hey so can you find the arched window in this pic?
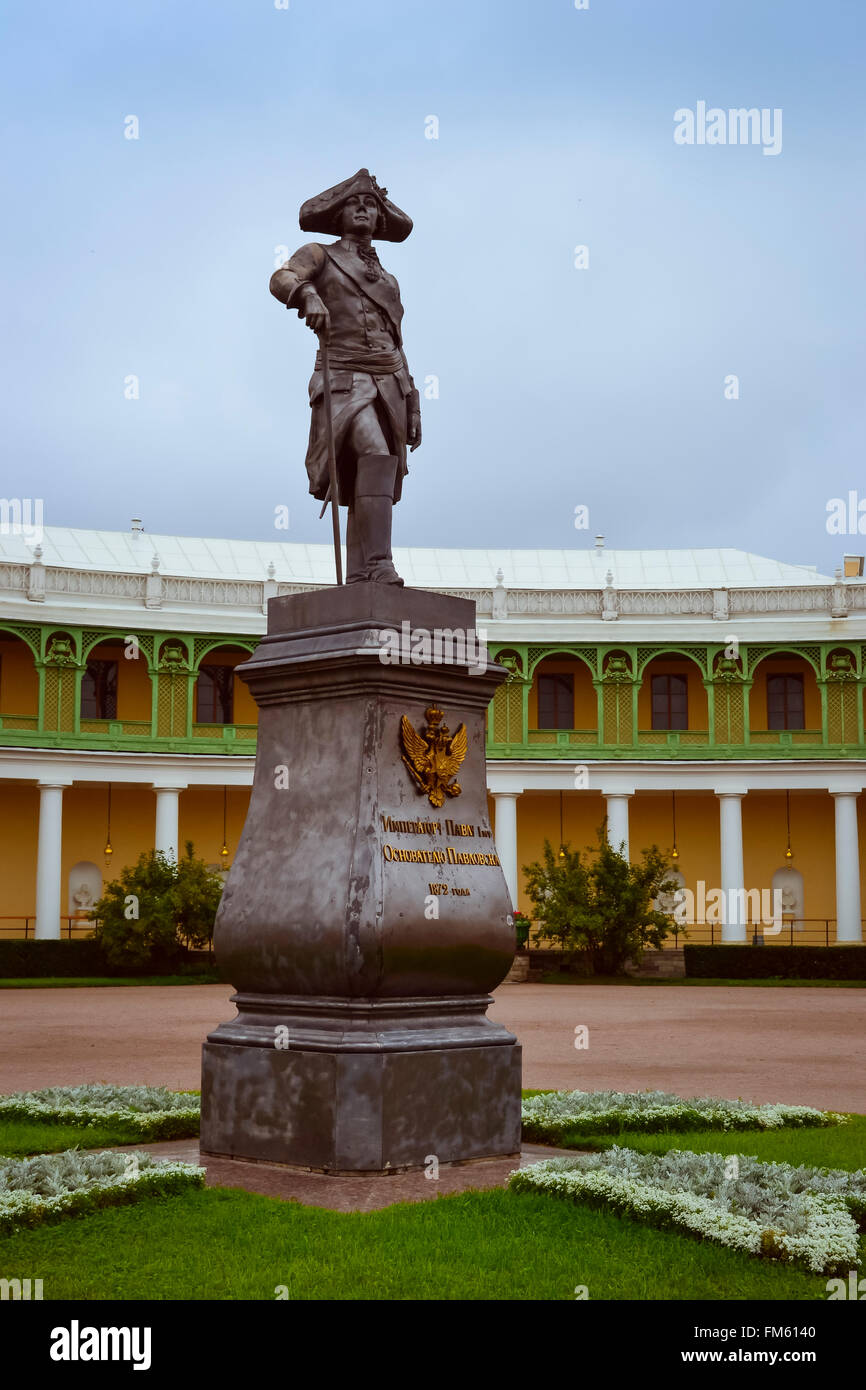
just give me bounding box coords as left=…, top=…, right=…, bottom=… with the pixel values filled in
left=196, top=665, right=234, bottom=724
left=81, top=659, right=117, bottom=719
left=651, top=674, right=688, bottom=730
left=538, top=672, right=574, bottom=729
left=766, top=674, right=804, bottom=730
left=749, top=655, right=819, bottom=734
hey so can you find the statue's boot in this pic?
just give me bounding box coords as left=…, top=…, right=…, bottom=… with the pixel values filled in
left=349, top=453, right=404, bottom=585
left=345, top=504, right=364, bottom=583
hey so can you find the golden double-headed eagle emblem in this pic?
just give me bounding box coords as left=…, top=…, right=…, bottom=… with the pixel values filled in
left=400, top=704, right=468, bottom=808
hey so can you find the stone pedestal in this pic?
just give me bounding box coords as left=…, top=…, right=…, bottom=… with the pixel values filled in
left=200, top=584, right=522, bottom=1172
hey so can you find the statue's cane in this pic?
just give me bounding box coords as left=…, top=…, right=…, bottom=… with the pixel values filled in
left=317, top=328, right=343, bottom=586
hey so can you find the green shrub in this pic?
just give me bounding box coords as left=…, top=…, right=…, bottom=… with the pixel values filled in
left=520, top=1088, right=844, bottom=1142
left=0, top=940, right=109, bottom=978
left=0, top=1085, right=200, bottom=1139
left=0, top=1148, right=203, bottom=1236
left=0, top=940, right=215, bottom=979
left=92, top=842, right=224, bottom=969
left=523, top=828, right=679, bottom=975
left=684, top=945, right=866, bottom=980
left=509, top=1147, right=865, bottom=1274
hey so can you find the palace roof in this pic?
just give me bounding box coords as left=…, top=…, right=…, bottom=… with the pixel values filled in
left=0, top=526, right=836, bottom=590
left=0, top=526, right=861, bottom=640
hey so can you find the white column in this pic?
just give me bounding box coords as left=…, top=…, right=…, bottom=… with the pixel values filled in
left=717, top=791, right=747, bottom=942
left=493, top=792, right=519, bottom=907
left=153, top=785, right=184, bottom=863
left=605, top=793, right=631, bottom=860
left=832, top=792, right=862, bottom=943
left=35, top=782, right=68, bottom=940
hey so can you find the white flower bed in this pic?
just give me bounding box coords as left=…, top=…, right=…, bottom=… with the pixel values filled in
left=0, top=1148, right=204, bottom=1235
left=509, top=1147, right=866, bottom=1274
left=521, top=1089, right=844, bottom=1140
left=0, top=1085, right=200, bottom=1137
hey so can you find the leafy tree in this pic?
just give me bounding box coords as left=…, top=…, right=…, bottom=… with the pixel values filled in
left=171, top=842, right=225, bottom=950
left=522, top=842, right=592, bottom=963
left=522, top=825, right=679, bottom=975
left=91, top=842, right=224, bottom=969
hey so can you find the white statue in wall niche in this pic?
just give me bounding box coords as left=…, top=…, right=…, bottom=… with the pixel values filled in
left=772, top=865, right=804, bottom=931
left=655, top=867, right=686, bottom=916
left=72, top=883, right=93, bottom=914
left=68, top=861, right=103, bottom=919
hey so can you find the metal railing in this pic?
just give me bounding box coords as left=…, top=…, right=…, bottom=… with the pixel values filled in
left=666, top=919, right=843, bottom=948
left=0, top=918, right=213, bottom=961
left=526, top=920, right=863, bottom=951
left=0, top=916, right=96, bottom=939
left=2, top=918, right=861, bottom=949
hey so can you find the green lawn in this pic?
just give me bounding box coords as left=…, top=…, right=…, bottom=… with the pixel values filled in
left=2, top=974, right=861, bottom=988
left=519, top=1100, right=866, bottom=1168
left=0, top=975, right=221, bottom=989
left=9, top=1111, right=861, bottom=1164
left=0, top=1116, right=202, bottom=1156
left=0, top=1183, right=854, bottom=1301
left=538, top=973, right=866, bottom=987
left=2, top=1097, right=861, bottom=1300
left=559, top=1115, right=866, bottom=1169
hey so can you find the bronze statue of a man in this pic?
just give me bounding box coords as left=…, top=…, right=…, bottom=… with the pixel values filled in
left=270, top=169, right=421, bottom=586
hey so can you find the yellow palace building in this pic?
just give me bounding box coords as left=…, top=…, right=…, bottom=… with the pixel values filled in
left=1, top=523, right=865, bottom=946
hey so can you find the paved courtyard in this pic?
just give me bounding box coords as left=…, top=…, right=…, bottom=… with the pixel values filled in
left=3, top=982, right=864, bottom=1111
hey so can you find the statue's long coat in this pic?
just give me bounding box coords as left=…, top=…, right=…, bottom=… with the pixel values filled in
left=270, top=241, right=417, bottom=503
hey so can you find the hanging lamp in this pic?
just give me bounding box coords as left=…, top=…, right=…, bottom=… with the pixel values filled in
left=219, top=786, right=230, bottom=866
left=103, top=783, right=114, bottom=866
left=784, top=789, right=794, bottom=859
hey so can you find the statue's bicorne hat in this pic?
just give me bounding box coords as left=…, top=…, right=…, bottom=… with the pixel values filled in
left=299, top=168, right=412, bottom=243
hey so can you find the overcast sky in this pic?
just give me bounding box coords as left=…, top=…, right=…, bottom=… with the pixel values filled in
left=2, top=0, right=864, bottom=575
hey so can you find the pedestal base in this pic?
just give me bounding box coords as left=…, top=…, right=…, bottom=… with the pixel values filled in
left=201, top=1004, right=522, bottom=1171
